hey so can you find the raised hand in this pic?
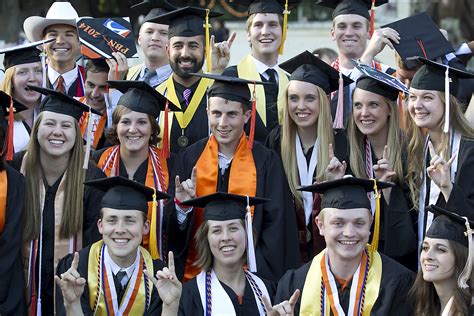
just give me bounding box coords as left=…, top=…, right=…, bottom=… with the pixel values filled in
left=263, top=289, right=300, bottom=316
left=54, top=252, right=86, bottom=306
left=175, top=167, right=197, bottom=203
left=373, top=145, right=396, bottom=182
left=210, top=32, right=236, bottom=74
left=325, top=143, right=346, bottom=181
left=427, top=141, right=455, bottom=194
left=144, top=251, right=182, bottom=307
left=106, top=52, right=129, bottom=80
left=360, top=27, right=400, bottom=64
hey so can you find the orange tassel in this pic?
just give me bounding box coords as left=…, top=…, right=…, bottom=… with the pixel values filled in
left=370, top=0, right=375, bottom=37
left=161, top=100, right=170, bottom=159
left=6, top=97, right=14, bottom=161
left=247, top=82, right=257, bottom=149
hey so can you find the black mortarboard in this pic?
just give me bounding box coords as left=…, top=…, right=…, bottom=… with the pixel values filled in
left=299, top=176, right=394, bottom=210
left=190, top=72, right=269, bottom=108
left=426, top=205, right=472, bottom=248
left=147, top=6, right=222, bottom=38
left=85, top=176, right=170, bottom=213
left=0, top=91, right=28, bottom=119
left=237, top=0, right=301, bottom=14
left=279, top=50, right=353, bottom=94
left=107, top=80, right=180, bottom=118
left=0, top=91, right=29, bottom=160
left=181, top=192, right=269, bottom=221
left=0, top=39, right=53, bottom=70
left=27, top=85, right=101, bottom=120
left=316, top=0, right=388, bottom=20
left=131, top=0, right=176, bottom=21
left=382, top=12, right=454, bottom=70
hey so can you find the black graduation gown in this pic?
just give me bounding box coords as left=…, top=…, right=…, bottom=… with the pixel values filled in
left=55, top=244, right=166, bottom=316
left=11, top=152, right=106, bottom=315
left=165, top=138, right=300, bottom=282
left=265, top=126, right=348, bottom=263
left=223, top=66, right=284, bottom=145
left=274, top=253, right=415, bottom=316
left=179, top=275, right=275, bottom=316
left=0, top=166, right=26, bottom=316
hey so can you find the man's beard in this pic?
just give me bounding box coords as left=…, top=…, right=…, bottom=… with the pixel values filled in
left=170, top=56, right=204, bottom=79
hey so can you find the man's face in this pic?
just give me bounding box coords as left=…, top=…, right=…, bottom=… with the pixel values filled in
left=43, top=24, right=80, bottom=64
left=207, top=97, right=250, bottom=148
left=84, top=70, right=108, bottom=112
left=247, top=13, right=282, bottom=60
left=396, top=67, right=418, bottom=88
left=166, top=35, right=205, bottom=79
left=330, top=14, right=370, bottom=60
left=98, top=208, right=149, bottom=266
left=316, top=208, right=372, bottom=264
left=138, top=22, right=169, bottom=62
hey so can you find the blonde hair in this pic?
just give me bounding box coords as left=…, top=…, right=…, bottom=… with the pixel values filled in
left=280, top=82, right=334, bottom=210
left=405, top=92, right=474, bottom=209
left=23, top=112, right=86, bottom=241
left=0, top=67, right=15, bottom=95
left=348, top=89, right=405, bottom=184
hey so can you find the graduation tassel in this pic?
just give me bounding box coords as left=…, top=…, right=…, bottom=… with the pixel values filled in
left=443, top=66, right=450, bottom=133
left=457, top=217, right=472, bottom=289
left=332, top=71, right=344, bottom=129
left=368, top=179, right=380, bottom=253
left=41, top=50, right=47, bottom=92
left=370, top=0, right=376, bottom=37
left=245, top=196, right=257, bottom=272
left=6, top=97, right=14, bottom=161
left=205, top=9, right=211, bottom=73
left=149, top=190, right=160, bottom=259
left=278, top=0, right=289, bottom=55
left=82, top=107, right=92, bottom=169
left=161, top=99, right=170, bottom=159
left=247, top=82, right=257, bottom=149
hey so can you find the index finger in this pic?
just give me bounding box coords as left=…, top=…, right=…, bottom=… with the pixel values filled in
left=428, top=141, right=437, bottom=158
left=175, top=175, right=182, bottom=188
left=328, top=143, right=335, bottom=159
left=167, top=251, right=175, bottom=275
left=71, top=252, right=80, bottom=271
left=446, top=154, right=456, bottom=167
left=191, top=167, right=197, bottom=187
left=227, top=32, right=237, bottom=48
left=289, top=289, right=301, bottom=306
left=210, top=35, right=215, bottom=48
left=382, top=145, right=389, bottom=160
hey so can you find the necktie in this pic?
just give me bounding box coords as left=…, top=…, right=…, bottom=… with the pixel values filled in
left=115, top=271, right=128, bottom=302
left=183, top=88, right=192, bottom=107
left=265, top=69, right=278, bottom=93
left=56, top=75, right=66, bottom=94
left=143, top=68, right=156, bottom=85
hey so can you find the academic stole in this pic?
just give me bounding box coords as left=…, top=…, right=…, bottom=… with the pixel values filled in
left=300, top=248, right=382, bottom=316
left=237, top=54, right=289, bottom=125
left=20, top=155, right=82, bottom=316
left=196, top=269, right=270, bottom=316
left=126, top=64, right=142, bottom=81
left=417, top=131, right=460, bottom=258
left=78, top=97, right=107, bottom=149
left=0, top=170, right=7, bottom=233
left=88, top=240, right=153, bottom=315
left=156, top=76, right=213, bottom=148
left=364, top=138, right=376, bottom=214
left=184, top=133, right=257, bottom=281
left=97, top=145, right=169, bottom=259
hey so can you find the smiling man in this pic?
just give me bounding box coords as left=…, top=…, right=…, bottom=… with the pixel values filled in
left=166, top=73, right=300, bottom=283
left=23, top=2, right=86, bottom=97
left=275, top=177, right=414, bottom=315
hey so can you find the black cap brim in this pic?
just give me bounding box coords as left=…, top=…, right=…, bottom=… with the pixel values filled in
left=0, top=38, right=53, bottom=69
left=298, top=176, right=394, bottom=194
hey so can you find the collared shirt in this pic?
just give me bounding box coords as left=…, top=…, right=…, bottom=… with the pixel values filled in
left=251, top=55, right=280, bottom=83
left=138, top=64, right=173, bottom=87
left=104, top=244, right=138, bottom=282
left=48, top=64, right=78, bottom=92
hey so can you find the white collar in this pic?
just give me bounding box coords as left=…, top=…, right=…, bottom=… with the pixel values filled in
left=48, top=64, right=78, bottom=88
left=251, top=55, right=279, bottom=76
left=104, top=244, right=138, bottom=279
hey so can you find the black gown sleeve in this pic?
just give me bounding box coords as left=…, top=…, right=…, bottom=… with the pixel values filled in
left=0, top=166, right=26, bottom=316
left=147, top=259, right=166, bottom=316
left=274, top=262, right=311, bottom=315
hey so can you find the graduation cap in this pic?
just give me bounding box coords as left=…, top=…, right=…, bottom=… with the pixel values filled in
left=0, top=91, right=28, bottom=161
left=280, top=50, right=353, bottom=94
left=190, top=72, right=269, bottom=149
left=181, top=191, right=269, bottom=272
left=426, top=205, right=473, bottom=289
left=409, top=56, right=474, bottom=133
left=0, top=39, right=53, bottom=70
left=299, top=176, right=394, bottom=252
left=317, top=0, right=388, bottom=35
left=382, top=12, right=454, bottom=70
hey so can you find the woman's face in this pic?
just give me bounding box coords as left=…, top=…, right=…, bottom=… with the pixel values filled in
left=287, top=80, right=320, bottom=129
left=408, top=88, right=444, bottom=132
left=37, top=111, right=76, bottom=158
left=352, top=88, right=391, bottom=138
left=420, top=237, right=456, bottom=284
left=116, top=110, right=152, bottom=154
left=12, top=62, right=43, bottom=106
left=207, top=219, right=246, bottom=268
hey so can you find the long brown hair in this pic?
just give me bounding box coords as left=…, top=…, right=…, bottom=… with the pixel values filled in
left=409, top=240, right=472, bottom=315
left=405, top=92, right=474, bottom=209
left=280, top=82, right=334, bottom=210
left=348, top=90, right=405, bottom=183
left=23, top=112, right=86, bottom=241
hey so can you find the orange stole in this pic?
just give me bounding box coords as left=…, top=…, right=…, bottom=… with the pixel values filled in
left=97, top=146, right=169, bottom=251
left=78, top=107, right=107, bottom=149
left=0, top=170, right=6, bottom=233
left=185, top=133, right=257, bottom=280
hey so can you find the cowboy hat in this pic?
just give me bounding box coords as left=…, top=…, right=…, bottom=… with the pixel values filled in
left=23, top=2, right=79, bottom=42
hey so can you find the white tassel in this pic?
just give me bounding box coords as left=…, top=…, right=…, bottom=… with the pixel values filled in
left=457, top=217, right=473, bottom=289
left=83, top=108, right=92, bottom=169
left=245, top=196, right=257, bottom=273
left=443, top=67, right=450, bottom=133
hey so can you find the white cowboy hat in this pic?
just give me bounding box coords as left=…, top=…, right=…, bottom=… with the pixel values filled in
left=23, top=2, right=79, bottom=42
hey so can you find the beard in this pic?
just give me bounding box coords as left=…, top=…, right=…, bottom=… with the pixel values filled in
left=170, top=55, right=204, bottom=79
